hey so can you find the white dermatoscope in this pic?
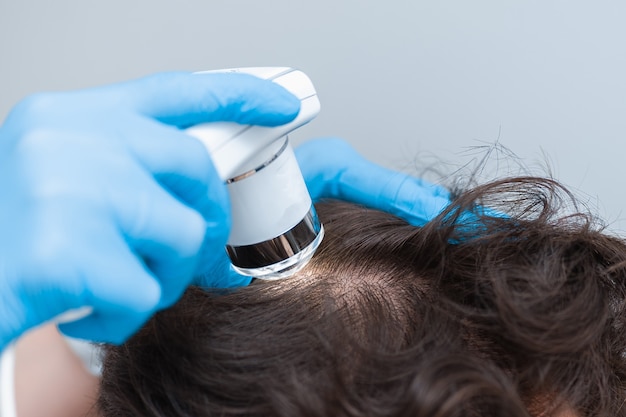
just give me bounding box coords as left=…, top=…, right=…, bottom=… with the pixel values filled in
left=186, top=67, right=323, bottom=280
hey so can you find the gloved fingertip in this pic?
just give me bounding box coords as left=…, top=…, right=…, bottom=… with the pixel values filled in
left=259, top=86, right=301, bottom=126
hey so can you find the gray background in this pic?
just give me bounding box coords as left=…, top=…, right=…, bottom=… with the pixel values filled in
left=2, top=0, right=625, bottom=232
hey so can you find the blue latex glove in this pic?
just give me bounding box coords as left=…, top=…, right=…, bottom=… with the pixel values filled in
left=296, top=138, right=452, bottom=226
left=0, top=72, right=300, bottom=351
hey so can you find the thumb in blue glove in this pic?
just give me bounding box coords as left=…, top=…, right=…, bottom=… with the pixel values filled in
left=0, top=71, right=300, bottom=351
left=296, top=138, right=452, bottom=226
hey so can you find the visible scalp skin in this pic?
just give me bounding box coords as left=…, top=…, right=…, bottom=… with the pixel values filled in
left=99, top=178, right=626, bottom=417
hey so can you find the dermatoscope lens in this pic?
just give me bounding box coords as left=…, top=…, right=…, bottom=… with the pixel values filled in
left=227, top=207, right=324, bottom=280
left=223, top=137, right=324, bottom=280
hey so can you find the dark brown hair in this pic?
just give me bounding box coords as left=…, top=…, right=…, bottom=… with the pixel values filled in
left=98, top=177, right=626, bottom=417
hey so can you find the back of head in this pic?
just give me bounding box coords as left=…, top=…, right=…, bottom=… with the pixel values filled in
left=98, top=177, right=626, bottom=417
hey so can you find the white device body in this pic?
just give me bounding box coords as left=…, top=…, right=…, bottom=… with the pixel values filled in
left=186, top=67, right=322, bottom=278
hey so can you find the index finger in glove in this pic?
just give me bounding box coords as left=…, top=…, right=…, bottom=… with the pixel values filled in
left=295, top=138, right=451, bottom=227
left=98, top=72, right=301, bottom=128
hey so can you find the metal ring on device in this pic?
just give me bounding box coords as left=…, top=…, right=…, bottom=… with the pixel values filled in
left=226, top=205, right=322, bottom=269
left=226, top=138, right=289, bottom=184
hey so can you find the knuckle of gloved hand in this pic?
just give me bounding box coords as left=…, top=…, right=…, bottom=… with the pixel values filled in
left=14, top=130, right=97, bottom=199
left=10, top=92, right=66, bottom=127
left=15, top=126, right=58, bottom=155
left=316, top=138, right=356, bottom=171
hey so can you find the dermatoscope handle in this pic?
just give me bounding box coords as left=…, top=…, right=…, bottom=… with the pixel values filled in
left=186, top=67, right=321, bottom=179
left=186, top=68, right=323, bottom=279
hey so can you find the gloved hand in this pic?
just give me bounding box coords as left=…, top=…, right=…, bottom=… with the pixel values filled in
left=0, top=71, right=300, bottom=351
left=296, top=138, right=451, bottom=225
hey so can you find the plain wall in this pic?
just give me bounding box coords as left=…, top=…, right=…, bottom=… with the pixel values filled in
left=2, top=0, right=625, bottom=232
